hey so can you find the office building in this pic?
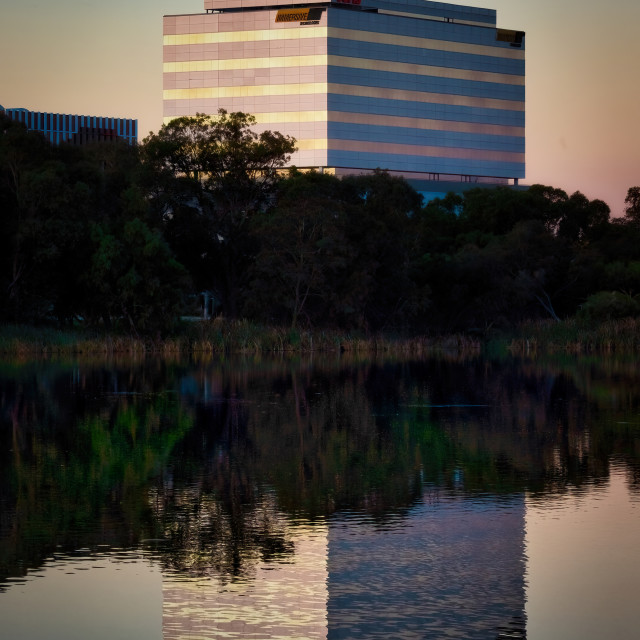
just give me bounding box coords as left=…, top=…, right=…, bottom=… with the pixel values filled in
left=163, top=0, right=525, bottom=186
left=0, top=105, right=138, bottom=145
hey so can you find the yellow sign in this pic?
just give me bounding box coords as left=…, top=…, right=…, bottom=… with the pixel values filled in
left=275, top=8, right=323, bottom=23
left=276, top=8, right=311, bottom=22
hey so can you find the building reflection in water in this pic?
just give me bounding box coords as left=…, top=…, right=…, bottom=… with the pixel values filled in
left=327, top=491, right=526, bottom=640
left=162, top=521, right=329, bottom=639
left=160, top=491, right=526, bottom=640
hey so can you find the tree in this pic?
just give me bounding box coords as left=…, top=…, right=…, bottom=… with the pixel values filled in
left=517, top=184, right=574, bottom=239
left=459, top=186, right=552, bottom=236
left=578, top=291, right=640, bottom=321
left=60, top=140, right=190, bottom=333
left=86, top=213, right=188, bottom=334
left=245, top=172, right=349, bottom=328
left=623, top=186, right=640, bottom=224
left=555, top=191, right=610, bottom=244
left=141, top=111, right=297, bottom=317
left=0, top=113, right=56, bottom=320
left=340, top=171, right=425, bottom=330
left=443, top=220, right=567, bottom=328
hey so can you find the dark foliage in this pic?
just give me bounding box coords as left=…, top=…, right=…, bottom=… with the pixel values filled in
left=3, top=110, right=640, bottom=334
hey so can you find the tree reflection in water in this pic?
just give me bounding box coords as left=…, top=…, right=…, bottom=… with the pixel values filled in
left=1, top=352, right=639, bottom=589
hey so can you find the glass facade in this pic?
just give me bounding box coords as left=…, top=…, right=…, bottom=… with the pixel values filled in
left=163, top=0, right=525, bottom=182
left=0, top=106, right=138, bottom=146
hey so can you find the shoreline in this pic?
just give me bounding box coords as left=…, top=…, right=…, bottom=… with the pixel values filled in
left=2, top=317, right=640, bottom=357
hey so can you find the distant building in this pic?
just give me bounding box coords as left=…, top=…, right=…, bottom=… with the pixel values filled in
left=0, top=105, right=137, bottom=145
left=163, top=0, right=525, bottom=188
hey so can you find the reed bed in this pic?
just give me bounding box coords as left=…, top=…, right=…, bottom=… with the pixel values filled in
left=5, top=317, right=640, bottom=358
left=0, top=320, right=483, bottom=357
left=508, top=317, right=640, bottom=355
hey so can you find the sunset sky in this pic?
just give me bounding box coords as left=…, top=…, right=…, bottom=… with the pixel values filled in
left=1, top=0, right=638, bottom=214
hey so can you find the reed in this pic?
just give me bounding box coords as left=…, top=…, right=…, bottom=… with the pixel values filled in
left=0, top=325, right=149, bottom=355
left=508, top=317, right=640, bottom=354
left=0, top=321, right=484, bottom=356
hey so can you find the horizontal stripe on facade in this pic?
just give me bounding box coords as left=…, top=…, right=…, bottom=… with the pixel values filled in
left=164, top=112, right=326, bottom=126
left=162, top=110, right=523, bottom=138
left=163, top=26, right=524, bottom=61
left=163, top=83, right=524, bottom=112
left=163, top=27, right=323, bottom=46
left=163, top=54, right=523, bottom=86
left=326, top=66, right=523, bottom=102
left=329, top=11, right=518, bottom=50
left=164, top=67, right=522, bottom=102
left=164, top=83, right=327, bottom=100
left=327, top=122, right=524, bottom=153
left=331, top=83, right=523, bottom=111
left=326, top=138, right=523, bottom=163
left=163, top=36, right=327, bottom=58
left=279, top=138, right=523, bottom=168
left=164, top=55, right=326, bottom=73
left=327, top=38, right=524, bottom=76
left=326, top=148, right=524, bottom=178
left=163, top=94, right=524, bottom=127
left=330, top=54, right=523, bottom=85
left=328, top=111, right=523, bottom=136
left=328, top=25, right=523, bottom=59
left=326, top=94, right=525, bottom=126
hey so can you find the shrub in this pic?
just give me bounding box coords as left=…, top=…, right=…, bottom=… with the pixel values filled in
left=578, top=291, right=640, bottom=321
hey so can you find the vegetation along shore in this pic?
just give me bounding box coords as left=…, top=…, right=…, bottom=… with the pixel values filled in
left=3, top=317, right=640, bottom=357
left=3, top=109, right=640, bottom=347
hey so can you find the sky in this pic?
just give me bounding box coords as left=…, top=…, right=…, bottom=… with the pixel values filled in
left=1, top=0, right=639, bottom=215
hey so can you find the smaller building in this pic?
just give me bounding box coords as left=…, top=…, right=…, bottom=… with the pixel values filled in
left=0, top=104, right=137, bottom=145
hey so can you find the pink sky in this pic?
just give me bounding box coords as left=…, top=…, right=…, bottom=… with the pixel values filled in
left=1, top=0, right=638, bottom=215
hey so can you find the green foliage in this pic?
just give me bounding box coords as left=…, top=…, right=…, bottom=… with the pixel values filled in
left=5, top=105, right=640, bottom=337
left=341, top=171, right=426, bottom=330
left=86, top=217, right=188, bottom=334
left=243, top=170, right=428, bottom=330
left=0, top=367, right=194, bottom=573
left=601, top=261, right=640, bottom=294
left=510, top=317, right=640, bottom=353
left=0, top=113, right=58, bottom=320
left=0, top=113, right=190, bottom=333
left=623, top=186, right=640, bottom=224
left=578, top=291, right=640, bottom=321
left=245, top=172, right=349, bottom=328
left=555, top=191, right=610, bottom=244
left=141, top=110, right=296, bottom=317
left=460, top=186, right=535, bottom=235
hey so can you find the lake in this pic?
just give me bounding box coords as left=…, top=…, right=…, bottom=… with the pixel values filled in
left=1, top=352, right=639, bottom=639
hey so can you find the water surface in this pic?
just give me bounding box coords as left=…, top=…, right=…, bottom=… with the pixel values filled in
left=1, top=353, right=638, bottom=638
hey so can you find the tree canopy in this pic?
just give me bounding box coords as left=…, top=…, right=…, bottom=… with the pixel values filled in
left=3, top=109, right=640, bottom=335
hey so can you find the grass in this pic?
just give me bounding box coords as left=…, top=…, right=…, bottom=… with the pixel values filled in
left=0, top=319, right=482, bottom=357
left=4, top=316, right=639, bottom=358
left=507, top=317, right=640, bottom=355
